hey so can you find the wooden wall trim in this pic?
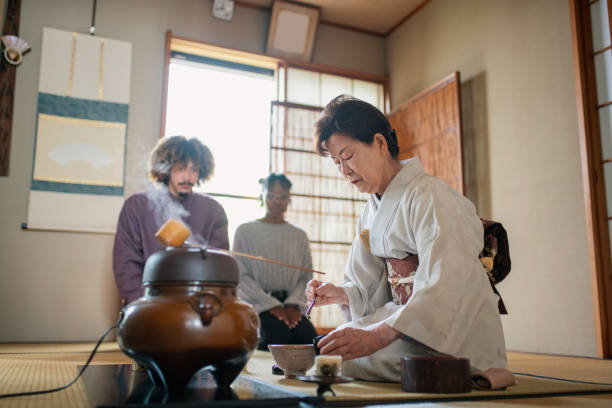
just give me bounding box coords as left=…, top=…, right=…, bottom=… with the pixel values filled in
left=317, top=19, right=384, bottom=38
left=170, top=33, right=388, bottom=84
left=282, top=60, right=388, bottom=84
left=570, top=0, right=612, bottom=358
left=0, top=0, right=21, bottom=176
left=593, top=44, right=612, bottom=55
left=271, top=100, right=322, bottom=111
left=282, top=61, right=288, bottom=101
left=597, top=100, right=612, bottom=109
left=455, top=71, right=465, bottom=195
left=385, top=0, right=432, bottom=37
left=388, top=72, right=458, bottom=116
left=607, top=0, right=612, bottom=40
left=158, top=30, right=172, bottom=139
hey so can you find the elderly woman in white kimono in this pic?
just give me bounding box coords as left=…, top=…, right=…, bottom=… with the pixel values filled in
left=306, top=95, right=507, bottom=382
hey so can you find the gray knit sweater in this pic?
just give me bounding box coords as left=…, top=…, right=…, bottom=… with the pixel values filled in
left=232, top=220, right=312, bottom=314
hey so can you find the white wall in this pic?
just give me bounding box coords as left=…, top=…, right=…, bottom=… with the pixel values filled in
left=386, top=0, right=598, bottom=356
left=0, top=0, right=385, bottom=341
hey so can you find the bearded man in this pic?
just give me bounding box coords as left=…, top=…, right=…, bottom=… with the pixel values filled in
left=112, top=136, right=229, bottom=305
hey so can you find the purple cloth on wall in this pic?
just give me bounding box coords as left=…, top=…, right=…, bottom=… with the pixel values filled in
left=112, top=188, right=229, bottom=303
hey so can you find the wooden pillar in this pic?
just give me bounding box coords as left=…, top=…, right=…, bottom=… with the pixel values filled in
left=570, top=0, right=612, bottom=358
left=0, top=0, right=21, bottom=177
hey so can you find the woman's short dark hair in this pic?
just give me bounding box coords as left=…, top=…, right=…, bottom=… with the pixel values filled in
left=259, top=173, right=292, bottom=191
left=313, top=95, right=399, bottom=158
left=148, top=136, right=215, bottom=185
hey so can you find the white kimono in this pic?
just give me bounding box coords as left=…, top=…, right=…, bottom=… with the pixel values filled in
left=339, top=158, right=507, bottom=382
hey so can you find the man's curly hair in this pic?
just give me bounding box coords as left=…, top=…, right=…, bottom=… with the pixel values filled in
left=148, top=136, right=214, bottom=185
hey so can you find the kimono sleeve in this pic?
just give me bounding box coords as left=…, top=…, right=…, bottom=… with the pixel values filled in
left=381, top=185, right=487, bottom=354
left=342, top=206, right=389, bottom=320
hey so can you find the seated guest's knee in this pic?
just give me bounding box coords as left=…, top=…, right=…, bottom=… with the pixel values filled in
left=258, top=311, right=292, bottom=349
left=290, top=314, right=318, bottom=344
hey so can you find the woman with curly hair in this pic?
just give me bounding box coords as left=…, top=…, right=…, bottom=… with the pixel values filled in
left=113, top=136, right=229, bottom=305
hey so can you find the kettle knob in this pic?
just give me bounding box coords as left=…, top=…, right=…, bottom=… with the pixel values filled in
left=190, top=291, right=223, bottom=326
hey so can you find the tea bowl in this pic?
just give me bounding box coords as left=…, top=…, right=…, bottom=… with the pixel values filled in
left=267, top=344, right=316, bottom=378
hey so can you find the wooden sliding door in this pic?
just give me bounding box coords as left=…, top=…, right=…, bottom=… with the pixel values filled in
left=570, top=0, right=612, bottom=358
left=386, top=72, right=464, bottom=194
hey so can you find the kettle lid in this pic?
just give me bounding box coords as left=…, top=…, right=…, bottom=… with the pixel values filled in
left=143, top=246, right=239, bottom=284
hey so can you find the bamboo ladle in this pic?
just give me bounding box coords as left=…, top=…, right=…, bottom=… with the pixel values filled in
left=155, top=218, right=326, bottom=276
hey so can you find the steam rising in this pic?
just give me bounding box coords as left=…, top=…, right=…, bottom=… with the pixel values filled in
left=151, top=161, right=171, bottom=175
left=145, top=187, right=209, bottom=247
left=190, top=232, right=208, bottom=247
left=146, top=187, right=188, bottom=226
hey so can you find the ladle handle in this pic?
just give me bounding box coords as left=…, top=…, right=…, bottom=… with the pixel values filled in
left=190, top=291, right=223, bottom=326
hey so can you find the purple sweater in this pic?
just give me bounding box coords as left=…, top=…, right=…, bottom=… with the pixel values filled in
left=112, top=189, right=229, bottom=303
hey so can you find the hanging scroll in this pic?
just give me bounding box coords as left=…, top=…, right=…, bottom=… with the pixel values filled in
left=26, top=27, right=132, bottom=232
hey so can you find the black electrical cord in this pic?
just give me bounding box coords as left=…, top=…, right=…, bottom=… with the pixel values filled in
left=0, top=323, right=118, bottom=399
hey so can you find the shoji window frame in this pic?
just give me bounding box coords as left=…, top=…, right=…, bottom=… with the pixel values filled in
left=161, top=30, right=390, bottom=138
left=276, top=61, right=390, bottom=111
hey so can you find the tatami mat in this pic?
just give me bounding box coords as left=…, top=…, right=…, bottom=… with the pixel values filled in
left=508, top=351, right=612, bottom=382
left=0, top=343, right=612, bottom=407
left=0, top=359, right=90, bottom=408
left=0, top=352, right=130, bottom=365
left=244, top=350, right=612, bottom=403
left=0, top=343, right=130, bottom=408
left=0, top=342, right=120, bottom=355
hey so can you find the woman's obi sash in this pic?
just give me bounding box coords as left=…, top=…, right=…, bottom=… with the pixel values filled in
left=386, top=256, right=419, bottom=305
left=360, top=219, right=510, bottom=313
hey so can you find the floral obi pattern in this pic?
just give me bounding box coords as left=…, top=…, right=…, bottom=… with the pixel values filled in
left=386, top=255, right=419, bottom=305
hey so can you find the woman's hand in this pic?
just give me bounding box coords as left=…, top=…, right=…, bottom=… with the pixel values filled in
left=306, top=280, right=349, bottom=307
left=316, top=323, right=400, bottom=361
